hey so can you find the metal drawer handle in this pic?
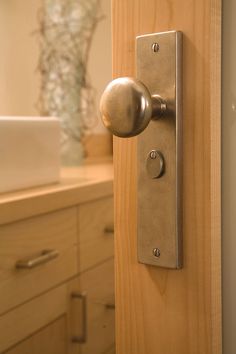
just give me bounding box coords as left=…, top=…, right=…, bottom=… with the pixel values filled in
left=71, top=292, right=87, bottom=344
left=15, top=249, right=59, bottom=269
left=104, top=225, right=114, bottom=234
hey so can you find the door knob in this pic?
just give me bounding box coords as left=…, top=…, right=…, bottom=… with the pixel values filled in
left=100, top=77, right=166, bottom=138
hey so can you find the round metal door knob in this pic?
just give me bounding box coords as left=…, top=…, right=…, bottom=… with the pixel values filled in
left=100, top=77, right=166, bottom=138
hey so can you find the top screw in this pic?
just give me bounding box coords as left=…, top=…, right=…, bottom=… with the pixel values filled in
left=149, top=150, right=157, bottom=159
left=152, top=43, right=160, bottom=53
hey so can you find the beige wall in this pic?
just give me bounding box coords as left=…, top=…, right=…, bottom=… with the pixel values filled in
left=222, top=0, right=236, bottom=353
left=0, top=0, right=112, bottom=133
left=88, top=0, right=112, bottom=134
left=0, top=0, right=41, bottom=116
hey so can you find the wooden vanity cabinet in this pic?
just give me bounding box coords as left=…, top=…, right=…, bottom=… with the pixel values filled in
left=0, top=175, right=114, bottom=354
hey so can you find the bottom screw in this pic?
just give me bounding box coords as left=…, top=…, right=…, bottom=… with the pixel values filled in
left=153, top=248, right=161, bottom=258
left=152, top=43, right=160, bottom=53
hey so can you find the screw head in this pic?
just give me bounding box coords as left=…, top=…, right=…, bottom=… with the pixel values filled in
left=152, top=43, right=160, bottom=53
left=149, top=150, right=157, bottom=159
left=153, top=248, right=161, bottom=258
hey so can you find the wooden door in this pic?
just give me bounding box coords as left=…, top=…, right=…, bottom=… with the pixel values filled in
left=112, top=1, right=221, bottom=354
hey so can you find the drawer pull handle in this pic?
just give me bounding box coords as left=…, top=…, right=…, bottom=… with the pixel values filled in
left=71, top=292, right=87, bottom=344
left=104, top=225, right=114, bottom=234
left=15, top=249, right=59, bottom=269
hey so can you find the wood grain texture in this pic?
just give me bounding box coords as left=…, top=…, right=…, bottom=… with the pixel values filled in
left=112, top=1, right=221, bottom=354
left=77, top=197, right=114, bottom=272
left=210, top=1, right=222, bottom=353
left=0, top=284, right=68, bottom=352
left=5, top=316, right=68, bottom=354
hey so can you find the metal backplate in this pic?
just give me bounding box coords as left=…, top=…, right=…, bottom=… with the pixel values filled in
left=137, top=31, right=182, bottom=269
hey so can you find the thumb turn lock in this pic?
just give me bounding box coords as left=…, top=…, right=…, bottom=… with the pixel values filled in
left=100, top=77, right=167, bottom=138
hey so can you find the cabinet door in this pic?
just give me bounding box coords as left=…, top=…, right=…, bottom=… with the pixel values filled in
left=4, top=316, right=67, bottom=354
left=68, top=259, right=115, bottom=354
left=77, top=197, right=114, bottom=272
left=82, top=258, right=115, bottom=354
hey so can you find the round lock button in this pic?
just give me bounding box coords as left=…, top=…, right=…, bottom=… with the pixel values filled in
left=146, top=150, right=165, bottom=179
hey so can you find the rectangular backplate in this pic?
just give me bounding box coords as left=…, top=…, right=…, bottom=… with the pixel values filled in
left=137, top=31, right=182, bottom=269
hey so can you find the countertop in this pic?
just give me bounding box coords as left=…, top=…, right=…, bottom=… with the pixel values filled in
left=0, top=163, right=113, bottom=225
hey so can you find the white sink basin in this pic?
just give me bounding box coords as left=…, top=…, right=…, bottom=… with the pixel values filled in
left=0, top=117, right=60, bottom=193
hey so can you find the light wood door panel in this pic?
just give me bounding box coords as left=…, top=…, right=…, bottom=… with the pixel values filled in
left=112, top=1, right=221, bottom=354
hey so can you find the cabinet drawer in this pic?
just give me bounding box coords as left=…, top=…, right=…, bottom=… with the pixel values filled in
left=0, top=284, right=68, bottom=353
left=78, top=197, right=114, bottom=271
left=0, top=208, right=78, bottom=315
left=5, top=316, right=68, bottom=354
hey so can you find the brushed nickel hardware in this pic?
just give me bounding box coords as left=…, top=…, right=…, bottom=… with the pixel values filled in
left=153, top=248, right=161, bottom=258
left=146, top=150, right=165, bottom=179
left=151, top=42, right=160, bottom=53
left=15, top=249, right=59, bottom=269
left=100, top=77, right=167, bottom=138
left=100, top=31, right=183, bottom=269
left=137, top=31, right=183, bottom=269
left=71, top=292, right=87, bottom=344
left=104, top=225, right=114, bottom=234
